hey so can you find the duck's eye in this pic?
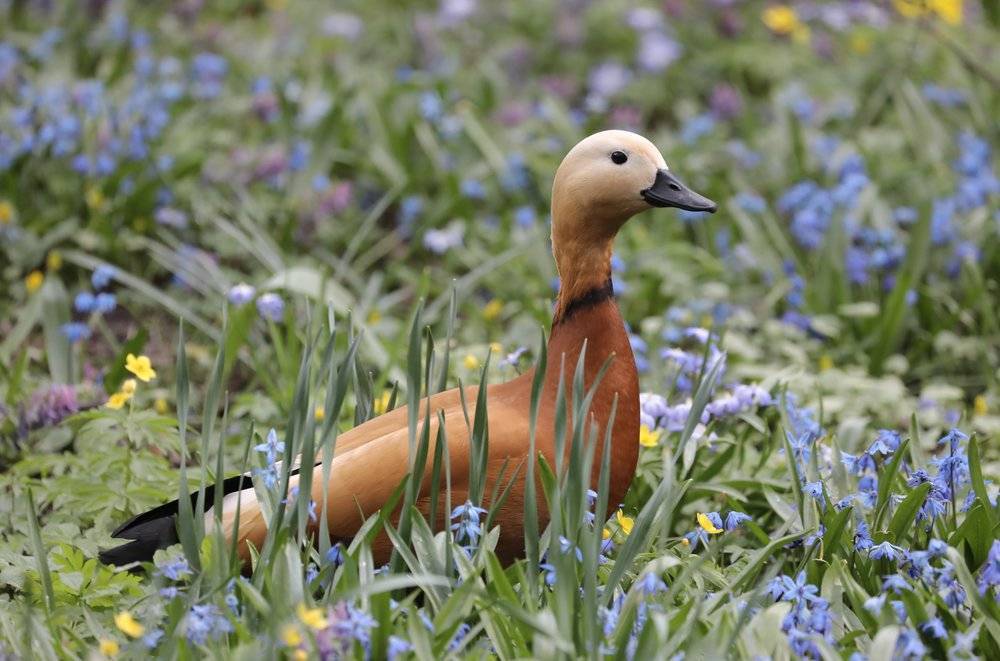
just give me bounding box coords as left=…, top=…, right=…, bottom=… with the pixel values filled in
left=610, top=150, right=628, bottom=165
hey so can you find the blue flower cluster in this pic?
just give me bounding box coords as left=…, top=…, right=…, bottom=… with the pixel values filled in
left=61, top=265, right=118, bottom=344
left=766, top=571, right=833, bottom=659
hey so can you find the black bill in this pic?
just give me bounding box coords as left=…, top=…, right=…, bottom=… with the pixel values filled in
left=641, top=169, right=717, bottom=213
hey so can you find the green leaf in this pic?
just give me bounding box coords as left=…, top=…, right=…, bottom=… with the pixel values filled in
left=888, top=482, right=931, bottom=544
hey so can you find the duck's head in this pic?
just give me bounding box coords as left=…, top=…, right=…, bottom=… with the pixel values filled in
left=551, top=129, right=716, bottom=241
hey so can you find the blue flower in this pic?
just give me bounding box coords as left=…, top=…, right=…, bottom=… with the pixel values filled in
left=387, top=635, right=413, bottom=661
left=779, top=572, right=819, bottom=604
left=74, top=292, right=96, bottom=313
left=325, top=543, right=344, bottom=566
left=256, top=292, right=285, bottom=321
left=882, top=574, right=910, bottom=593
left=724, top=511, right=752, bottom=531
left=460, top=178, right=485, bottom=200
left=637, top=572, right=667, bottom=595
left=254, top=428, right=285, bottom=464
left=94, top=292, right=116, bottom=314
left=869, top=541, right=905, bottom=562
left=978, top=539, right=1000, bottom=597
left=184, top=603, right=233, bottom=644
left=920, top=617, right=946, bottom=639
left=803, top=480, right=824, bottom=502
left=254, top=465, right=279, bottom=489
left=937, top=428, right=968, bottom=453
left=60, top=322, right=91, bottom=343
left=842, top=451, right=876, bottom=475
left=539, top=562, right=557, bottom=586
left=896, top=627, right=927, bottom=658
left=142, top=629, right=164, bottom=649
left=854, top=521, right=874, bottom=551
left=513, top=205, right=536, bottom=229
left=558, top=535, right=583, bottom=561
left=868, top=429, right=901, bottom=456
left=450, top=500, right=488, bottom=546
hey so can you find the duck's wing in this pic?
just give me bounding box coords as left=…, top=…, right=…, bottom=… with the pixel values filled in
left=100, top=382, right=530, bottom=567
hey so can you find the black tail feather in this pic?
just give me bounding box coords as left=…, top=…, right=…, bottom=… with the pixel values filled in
left=99, top=471, right=254, bottom=567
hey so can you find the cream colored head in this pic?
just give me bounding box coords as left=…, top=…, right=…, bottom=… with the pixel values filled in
left=551, top=130, right=716, bottom=247
left=548, top=130, right=716, bottom=316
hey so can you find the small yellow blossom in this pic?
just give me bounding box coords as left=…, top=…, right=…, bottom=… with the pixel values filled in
left=98, top=639, right=120, bottom=657
left=482, top=299, right=503, bottom=321
left=894, top=0, right=962, bottom=24
left=106, top=391, right=132, bottom=410
left=373, top=390, right=392, bottom=415
left=615, top=510, right=634, bottom=536
left=125, top=354, right=156, bottom=382
left=638, top=425, right=662, bottom=448
left=281, top=624, right=303, bottom=647
left=85, top=186, right=105, bottom=211
left=973, top=395, right=987, bottom=417
left=154, top=397, right=169, bottom=414
left=602, top=527, right=611, bottom=540
left=367, top=309, right=382, bottom=325
left=849, top=32, right=872, bottom=55
left=762, top=5, right=810, bottom=43
left=114, top=611, right=145, bottom=638
left=297, top=603, right=327, bottom=630
left=697, top=512, right=723, bottom=534
left=314, top=405, right=326, bottom=421
left=680, top=537, right=690, bottom=547
left=25, top=270, right=44, bottom=294
left=46, top=250, right=63, bottom=272
left=762, top=6, right=799, bottom=34
left=463, top=354, right=480, bottom=371
left=292, top=650, right=308, bottom=661
left=818, top=355, right=834, bottom=372
left=0, top=199, right=13, bottom=224
left=490, top=342, right=503, bottom=355
left=121, top=379, right=137, bottom=396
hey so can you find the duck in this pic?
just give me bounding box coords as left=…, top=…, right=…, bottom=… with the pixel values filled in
left=100, top=130, right=716, bottom=569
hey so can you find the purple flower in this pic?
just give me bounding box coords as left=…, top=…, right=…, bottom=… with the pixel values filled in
left=636, top=32, right=681, bottom=73
left=24, top=384, right=79, bottom=427
left=256, top=293, right=285, bottom=321
left=978, top=539, right=1000, bottom=597
left=423, top=223, right=464, bottom=254
left=637, top=572, right=667, bottom=595
left=325, top=543, right=344, bottom=566
left=387, top=635, right=413, bottom=661
left=228, top=283, right=256, bottom=307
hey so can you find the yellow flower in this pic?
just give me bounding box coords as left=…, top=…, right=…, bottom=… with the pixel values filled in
left=680, top=537, right=690, bottom=547
left=762, top=6, right=799, bottom=34
left=314, top=405, right=325, bottom=421
left=25, top=270, right=44, bottom=294
left=463, top=354, right=480, bottom=371
left=373, top=390, right=392, bottom=415
left=114, top=611, right=145, bottom=638
left=46, top=250, right=63, bottom=272
left=602, top=527, right=611, bottom=540
left=974, top=395, right=987, bottom=417
left=297, top=603, right=327, bottom=630
left=638, top=425, right=662, bottom=448
left=762, top=5, right=810, bottom=43
left=697, top=512, right=723, bottom=534
left=85, top=186, right=105, bottom=211
left=615, top=510, right=634, bottom=536
left=489, top=342, right=503, bottom=355
left=121, top=379, right=137, bottom=396
left=931, top=0, right=962, bottom=24
left=0, top=199, right=14, bottom=224
left=154, top=397, right=169, bottom=414
left=849, top=32, right=872, bottom=55
left=818, top=355, right=834, bottom=372
left=281, top=624, right=303, bottom=647
left=482, top=299, right=503, bottom=321
left=106, top=391, right=132, bottom=410
left=125, top=354, right=156, bottom=382
left=98, top=639, right=120, bottom=657
left=367, top=309, right=382, bottom=325
left=894, top=0, right=962, bottom=24
left=292, top=651, right=308, bottom=661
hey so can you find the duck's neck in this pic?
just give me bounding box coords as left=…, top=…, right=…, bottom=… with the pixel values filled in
left=544, top=238, right=640, bottom=509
